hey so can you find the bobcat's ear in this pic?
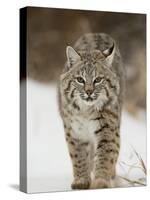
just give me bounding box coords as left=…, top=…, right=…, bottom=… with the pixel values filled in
left=66, top=46, right=81, bottom=68
left=102, top=43, right=115, bottom=66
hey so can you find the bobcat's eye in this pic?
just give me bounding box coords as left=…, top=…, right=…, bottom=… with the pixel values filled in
left=94, top=76, right=102, bottom=84
left=76, top=77, right=85, bottom=84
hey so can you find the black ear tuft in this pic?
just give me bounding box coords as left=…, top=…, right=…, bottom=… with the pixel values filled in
left=102, top=43, right=115, bottom=57
left=102, top=43, right=115, bottom=66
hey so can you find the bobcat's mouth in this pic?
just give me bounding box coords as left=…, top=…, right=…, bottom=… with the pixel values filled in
left=86, top=97, right=93, bottom=101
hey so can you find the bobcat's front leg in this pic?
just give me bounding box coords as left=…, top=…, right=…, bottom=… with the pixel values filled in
left=66, top=131, right=91, bottom=189
left=92, top=120, right=120, bottom=189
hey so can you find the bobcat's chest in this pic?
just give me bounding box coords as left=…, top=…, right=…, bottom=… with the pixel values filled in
left=70, top=115, right=100, bottom=143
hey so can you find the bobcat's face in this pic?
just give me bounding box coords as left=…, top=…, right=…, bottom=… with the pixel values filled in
left=71, top=66, right=104, bottom=105
left=70, top=63, right=117, bottom=107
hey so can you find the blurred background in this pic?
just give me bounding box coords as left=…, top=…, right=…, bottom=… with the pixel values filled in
left=21, top=7, right=146, bottom=193
left=23, top=7, right=146, bottom=113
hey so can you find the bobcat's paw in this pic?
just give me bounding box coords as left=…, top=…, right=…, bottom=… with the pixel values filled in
left=71, top=178, right=91, bottom=189
left=91, top=178, right=111, bottom=189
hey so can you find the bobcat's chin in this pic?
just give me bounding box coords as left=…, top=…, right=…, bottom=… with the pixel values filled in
left=83, top=98, right=97, bottom=106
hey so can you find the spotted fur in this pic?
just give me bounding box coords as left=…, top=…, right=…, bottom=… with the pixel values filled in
left=59, top=33, right=125, bottom=189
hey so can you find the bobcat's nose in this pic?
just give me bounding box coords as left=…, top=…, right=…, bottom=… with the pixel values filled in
left=86, top=90, right=93, bottom=96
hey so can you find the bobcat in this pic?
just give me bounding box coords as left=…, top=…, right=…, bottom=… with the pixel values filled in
left=59, top=33, right=125, bottom=189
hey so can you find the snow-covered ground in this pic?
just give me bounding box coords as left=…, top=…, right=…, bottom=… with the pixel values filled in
left=25, top=79, right=146, bottom=193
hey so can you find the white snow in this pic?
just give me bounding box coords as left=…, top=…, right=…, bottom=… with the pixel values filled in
left=25, top=79, right=146, bottom=193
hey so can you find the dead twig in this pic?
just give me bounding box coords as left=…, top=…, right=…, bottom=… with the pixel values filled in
left=131, top=147, right=147, bottom=175
left=119, top=176, right=146, bottom=186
